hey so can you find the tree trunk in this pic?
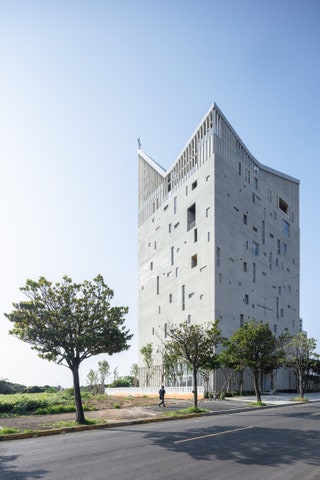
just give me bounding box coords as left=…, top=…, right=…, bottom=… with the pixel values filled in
left=253, top=369, right=261, bottom=402
left=238, top=370, right=243, bottom=396
left=298, top=371, right=304, bottom=399
left=71, top=365, right=86, bottom=424
left=193, top=367, right=198, bottom=408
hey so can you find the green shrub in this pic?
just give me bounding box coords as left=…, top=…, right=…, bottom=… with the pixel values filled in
left=0, top=427, right=20, bottom=435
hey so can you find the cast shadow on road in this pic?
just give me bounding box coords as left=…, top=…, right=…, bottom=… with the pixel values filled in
left=0, top=454, right=48, bottom=479
left=117, top=422, right=320, bottom=467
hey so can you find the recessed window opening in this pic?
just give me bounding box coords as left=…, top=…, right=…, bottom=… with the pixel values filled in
left=182, top=285, right=185, bottom=311
left=252, top=241, right=259, bottom=256
left=174, top=196, right=177, bottom=214
left=187, top=203, right=196, bottom=231
left=191, top=254, right=198, bottom=268
left=216, top=247, right=220, bottom=266
left=283, top=220, right=290, bottom=237
left=171, top=246, right=174, bottom=265
left=194, top=228, right=198, bottom=242
left=192, top=180, right=197, bottom=190
left=279, top=197, right=289, bottom=215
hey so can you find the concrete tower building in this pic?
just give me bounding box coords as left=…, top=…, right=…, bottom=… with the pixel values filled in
left=138, top=104, right=300, bottom=387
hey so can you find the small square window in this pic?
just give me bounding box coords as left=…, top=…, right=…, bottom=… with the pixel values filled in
left=191, top=254, right=198, bottom=268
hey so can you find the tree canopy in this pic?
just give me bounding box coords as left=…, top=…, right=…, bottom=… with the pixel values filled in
left=165, top=321, right=222, bottom=407
left=5, top=274, right=132, bottom=423
left=285, top=332, right=318, bottom=399
left=225, top=320, right=282, bottom=402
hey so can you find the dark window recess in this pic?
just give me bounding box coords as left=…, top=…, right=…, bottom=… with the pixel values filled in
left=279, top=197, right=289, bottom=214
left=192, top=180, right=197, bottom=190
left=187, top=203, right=196, bottom=231
left=191, top=254, right=198, bottom=268
left=194, top=228, right=198, bottom=242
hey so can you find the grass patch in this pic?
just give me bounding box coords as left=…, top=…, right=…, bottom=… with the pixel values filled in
left=113, top=404, right=121, bottom=409
left=291, top=397, right=309, bottom=402
left=165, top=406, right=208, bottom=417
left=0, top=427, right=20, bottom=435
left=249, top=401, right=266, bottom=407
left=41, top=418, right=107, bottom=429
left=0, top=392, right=97, bottom=417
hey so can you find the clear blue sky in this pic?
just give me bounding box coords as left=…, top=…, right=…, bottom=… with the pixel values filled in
left=0, top=0, right=319, bottom=388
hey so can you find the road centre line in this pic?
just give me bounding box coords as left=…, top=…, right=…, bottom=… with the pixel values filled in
left=174, top=426, right=254, bottom=444
left=311, top=412, right=320, bottom=416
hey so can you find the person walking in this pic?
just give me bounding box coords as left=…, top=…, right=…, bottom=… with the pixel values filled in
left=158, top=385, right=166, bottom=407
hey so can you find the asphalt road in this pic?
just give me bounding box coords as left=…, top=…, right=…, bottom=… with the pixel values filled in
left=1, top=402, right=320, bottom=480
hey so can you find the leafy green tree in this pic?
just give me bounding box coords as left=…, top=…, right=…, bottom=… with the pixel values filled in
left=5, top=275, right=132, bottom=424
left=165, top=321, right=222, bottom=407
left=98, top=360, right=110, bottom=393
left=86, top=369, right=99, bottom=394
left=130, top=363, right=139, bottom=387
left=226, top=320, right=279, bottom=402
left=285, top=332, right=318, bottom=398
left=200, top=353, right=221, bottom=396
left=112, top=367, right=119, bottom=382
left=109, top=376, right=135, bottom=387
left=140, top=343, right=154, bottom=386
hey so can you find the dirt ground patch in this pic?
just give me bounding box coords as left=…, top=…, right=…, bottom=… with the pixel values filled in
left=0, top=395, right=177, bottom=432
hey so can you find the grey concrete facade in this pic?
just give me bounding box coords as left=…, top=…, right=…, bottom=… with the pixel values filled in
left=138, top=104, right=300, bottom=387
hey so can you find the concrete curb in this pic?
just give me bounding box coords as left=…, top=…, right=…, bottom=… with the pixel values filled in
left=1, top=399, right=319, bottom=442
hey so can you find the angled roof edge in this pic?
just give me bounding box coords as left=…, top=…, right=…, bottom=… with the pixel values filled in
left=138, top=149, right=166, bottom=177
left=138, top=103, right=300, bottom=185
left=260, top=164, right=300, bottom=184
left=213, top=103, right=300, bottom=185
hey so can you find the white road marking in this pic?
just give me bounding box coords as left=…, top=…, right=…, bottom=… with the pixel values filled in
left=174, top=425, right=254, bottom=444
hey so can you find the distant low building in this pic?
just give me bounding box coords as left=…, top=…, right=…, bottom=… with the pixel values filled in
left=138, top=104, right=300, bottom=391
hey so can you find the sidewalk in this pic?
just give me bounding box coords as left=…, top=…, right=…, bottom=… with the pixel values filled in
left=229, top=392, right=320, bottom=405
left=147, top=392, right=320, bottom=415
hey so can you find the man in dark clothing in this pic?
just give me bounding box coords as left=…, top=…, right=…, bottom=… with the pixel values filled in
left=159, top=385, right=166, bottom=407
